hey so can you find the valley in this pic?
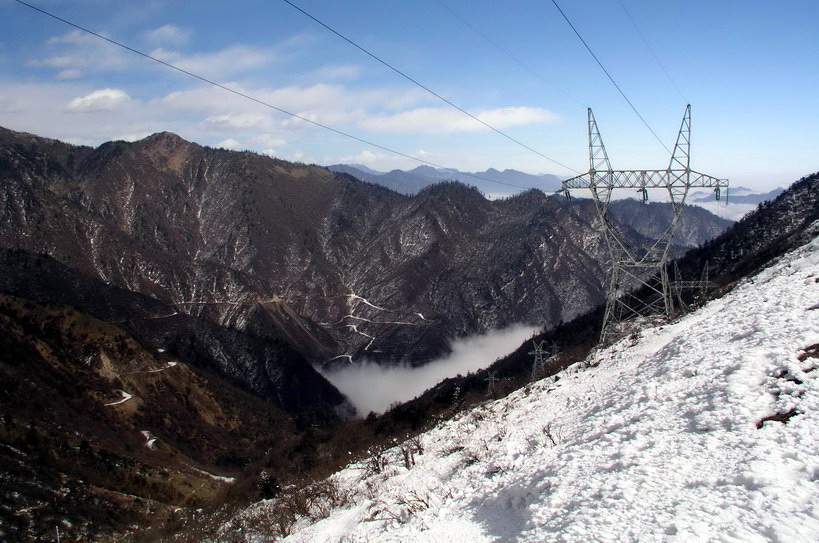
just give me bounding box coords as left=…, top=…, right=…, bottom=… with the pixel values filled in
left=0, top=125, right=814, bottom=541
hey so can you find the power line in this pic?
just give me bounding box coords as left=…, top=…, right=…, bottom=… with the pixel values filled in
left=13, top=0, right=547, bottom=191
left=549, top=0, right=673, bottom=156
left=282, top=0, right=581, bottom=174
left=434, top=0, right=585, bottom=108
left=617, top=0, right=687, bottom=102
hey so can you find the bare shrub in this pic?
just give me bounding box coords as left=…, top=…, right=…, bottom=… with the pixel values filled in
left=237, top=479, right=351, bottom=539
left=363, top=444, right=388, bottom=476
left=542, top=422, right=563, bottom=446
left=365, top=489, right=431, bottom=525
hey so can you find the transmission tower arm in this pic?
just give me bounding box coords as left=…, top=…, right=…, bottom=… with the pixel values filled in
left=559, top=105, right=728, bottom=344
left=562, top=169, right=727, bottom=190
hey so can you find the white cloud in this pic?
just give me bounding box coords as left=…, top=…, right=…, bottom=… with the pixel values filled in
left=305, top=64, right=362, bottom=81
left=202, top=112, right=272, bottom=130
left=156, top=83, right=428, bottom=129
left=143, top=24, right=191, bottom=46
left=251, top=133, right=287, bottom=148
left=358, top=106, right=558, bottom=134
left=216, top=138, right=242, bottom=149
left=37, top=30, right=132, bottom=75
left=478, top=106, right=559, bottom=127
left=66, top=88, right=132, bottom=112
left=116, top=131, right=153, bottom=142
left=149, top=45, right=274, bottom=78
left=56, top=69, right=83, bottom=80
left=0, top=96, right=23, bottom=114
left=323, top=324, right=540, bottom=415
left=46, top=30, right=96, bottom=46
left=28, top=55, right=75, bottom=68
left=338, top=149, right=418, bottom=171
left=0, top=78, right=565, bottom=177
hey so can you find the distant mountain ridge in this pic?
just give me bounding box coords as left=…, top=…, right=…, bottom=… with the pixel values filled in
left=331, top=163, right=783, bottom=222
left=690, top=185, right=784, bottom=205
left=328, top=163, right=563, bottom=197
left=0, top=125, right=729, bottom=380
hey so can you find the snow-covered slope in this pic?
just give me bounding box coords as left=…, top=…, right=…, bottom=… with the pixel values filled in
left=230, top=233, right=819, bottom=542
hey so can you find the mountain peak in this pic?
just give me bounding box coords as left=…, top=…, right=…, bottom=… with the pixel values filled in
left=139, top=131, right=189, bottom=148
left=409, top=165, right=441, bottom=175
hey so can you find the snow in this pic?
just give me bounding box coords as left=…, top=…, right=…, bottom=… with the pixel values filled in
left=328, top=354, right=354, bottom=364
left=184, top=464, right=236, bottom=484
left=348, top=293, right=386, bottom=311
left=122, top=360, right=178, bottom=375
left=236, top=233, right=819, bottom=542
left=104, top=390, right=133, bottom=406
left=140, top=430, right=157, bottom=449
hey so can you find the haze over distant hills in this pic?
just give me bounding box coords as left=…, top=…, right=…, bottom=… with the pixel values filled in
left=330, top=163, right=784, bottom=222
left=689, top=186, right=785, bottom=221
left=328, top=164, right=564, bottom=198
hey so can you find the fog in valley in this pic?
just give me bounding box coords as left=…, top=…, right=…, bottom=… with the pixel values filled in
left=322, top=324, right=541, bottom=415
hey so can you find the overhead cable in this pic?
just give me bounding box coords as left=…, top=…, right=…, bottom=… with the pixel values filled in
left=282, top=0, right=581, bottom=174
left=434, top=0, right=585, bottom=108
left=549, top=0, right=673, bottom=156
left=617, top=0, right=687, bottom=102
left=13, top=0, right=546, bottom=191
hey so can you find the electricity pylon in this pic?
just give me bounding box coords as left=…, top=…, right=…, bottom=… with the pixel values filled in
left=485, top=370, right=499, bottom=395
left=671, top=261, right=711, bottom=314
left=562, top=105, right=727, bottom=344
left=529, top=340, right=557, bottom=380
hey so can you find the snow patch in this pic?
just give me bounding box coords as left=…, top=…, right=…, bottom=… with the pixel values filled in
left=348, top=293, right=386, bottom=311
left=140, top=430, right=157, bottom=449
left=104, top=390, right=133, bottom=406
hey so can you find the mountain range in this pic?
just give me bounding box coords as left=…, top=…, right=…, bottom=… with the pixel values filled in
left=328, top=163, right=564, bottom=197
left=0, top=127, right=730, bottom=374
left=0, top=126, right=740, bottom=540
left=332, top=163, right=785, bottom=223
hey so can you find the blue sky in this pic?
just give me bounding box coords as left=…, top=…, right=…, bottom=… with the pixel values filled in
left=1, top=0, right=817, bottom=190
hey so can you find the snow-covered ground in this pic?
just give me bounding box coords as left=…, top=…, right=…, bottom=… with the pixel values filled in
left=230, top=233, right=819, bottom=542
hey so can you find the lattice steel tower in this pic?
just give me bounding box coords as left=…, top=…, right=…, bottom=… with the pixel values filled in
left=562, top=105, right=727, bottom=344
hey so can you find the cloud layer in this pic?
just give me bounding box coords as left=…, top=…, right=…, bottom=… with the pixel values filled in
left=4, top=18, right=571, bottom=175
left=322, top=324, right=540, bottom=415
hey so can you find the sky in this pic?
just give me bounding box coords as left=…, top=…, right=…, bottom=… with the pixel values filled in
left=1, top=0, right=817, bottom=190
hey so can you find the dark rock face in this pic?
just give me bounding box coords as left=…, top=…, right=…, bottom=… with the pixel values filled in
left=0, top=248, right=345, bottom=414
left=0, top=291, right=301, bottom=542
left=0, top=127, right=731, bottom=377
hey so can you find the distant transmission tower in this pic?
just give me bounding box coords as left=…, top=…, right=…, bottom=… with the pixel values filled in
left=562, top=106, right=727, bottom=344
left=529, top=340, right=557, bottom=380
left=671, top=261, right=712, bottom=314
left=485, top=370, right=499, bottom=395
